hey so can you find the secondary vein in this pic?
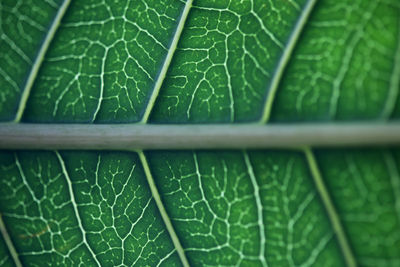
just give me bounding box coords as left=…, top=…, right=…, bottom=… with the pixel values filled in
left=138, top=151, right=190, bottom=267
left=382, top=16, right=400, bottom=119
left=140, top=0, right=194, bottom=123
left=0, top=214, right=22, bottom=267
left=304, top=147, right=357, bottom=267
left=383, top=151, right=400, bottom=223
left=260, top=0, right=317, bottom=123
left=14, top=0, right=72, bottom=122
left=243, top=151, right=268, bottom=266
left=56, top=151, right=101, bottom=267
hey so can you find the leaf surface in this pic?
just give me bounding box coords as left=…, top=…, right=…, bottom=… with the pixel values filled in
left=0, top=235, right=13, bottom=267
left=0, top=0, right=64, bottom=120
left=0, top=0, right=399, bottom=266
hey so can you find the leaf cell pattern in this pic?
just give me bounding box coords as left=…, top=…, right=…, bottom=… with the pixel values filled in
left=23, top=0, right=185, bottom=123
left=271, top=0, right=400, bottom=121
left=0, top=151, right=180, bottom=266
left=2, top=149, right=400, bottom=266
left=1, top=0, right=399, bottom=123
left=0, top=0, right=399, bottom=266
left=0, top=0, right=63, bottom=120
left=146, top=151, right=344, bottom=266
left=150, top=0, right=307, bottom=122
left=316, top=149, right=400, bottom=267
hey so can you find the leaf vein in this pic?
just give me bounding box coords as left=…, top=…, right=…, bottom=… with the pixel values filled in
left=304, top=147, right=356, bottom=267
left=138, top=151, right=190, bottom=267
left=243, top=151, right=268, bottom=266
left=55, top=151, right=101, bottom=266
left=141, top=0, right=194, bottom=123
left=14, top=0, right=72, bottom=122
left=260, top=0, right=318, bottom=123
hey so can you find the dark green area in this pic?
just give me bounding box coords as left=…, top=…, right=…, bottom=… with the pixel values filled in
left=0, top=0, right=399, bottom=266
left=146, top=150, right=345, bottom=266
left=271, top=0, right=400, bottom=122
left=0, top=233, right=14, bottom=267
left=316, top=149, right=400, bottom=266
left=22, top=0, right=184, bottom=123
left=0, top=0, right=62, bottom=120
left=150, top=0, right=308, bottom=122
left=0, top=151, right=180, bottom=266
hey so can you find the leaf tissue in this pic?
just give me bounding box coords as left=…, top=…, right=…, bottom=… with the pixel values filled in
left=0, top=0, right=399, bottom=266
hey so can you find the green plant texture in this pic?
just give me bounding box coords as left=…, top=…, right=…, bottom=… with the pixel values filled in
left=0, top=0, right=400, bottom=266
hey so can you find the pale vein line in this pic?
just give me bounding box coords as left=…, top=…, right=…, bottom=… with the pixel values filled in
left=382, top=16, right=400, bottom=119
left=55, top=151, right=101, bottom=267
left=243, top=151, right=267, bottom=267
left=14, top=0, right=72, bottom=122
left=304, top=148, right=357, bottom=267
left=0, top=214, right=22, bottom=267
left=192, top=152, right=216, bottom=218
left=329, top=30, right=362, bottom=119
left=156, top=248, right=177, bottom=267
left=140, top=0, right=193, bottom=123
left=138, top=151, right=190, bottom=267
left=91, top=47, right=109, bottom=122
left=383, top=151, right=400, bottom=222
left=260, top=0, right=317, bottom=123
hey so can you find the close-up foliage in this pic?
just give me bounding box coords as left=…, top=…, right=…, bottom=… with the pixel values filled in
left=0, top=0, right=399, bottom=266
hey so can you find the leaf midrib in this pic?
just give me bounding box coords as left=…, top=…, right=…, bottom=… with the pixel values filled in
left=1, top=123, right=400, bottom=150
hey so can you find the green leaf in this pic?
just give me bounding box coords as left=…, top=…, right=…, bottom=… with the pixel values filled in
left=0, top=233, right=14, bottom=267
left=0, top=151, right=180, bottom=266
left=0, top=0, right=64, bottom=121
left=0, top=0, right=400, bottom=266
